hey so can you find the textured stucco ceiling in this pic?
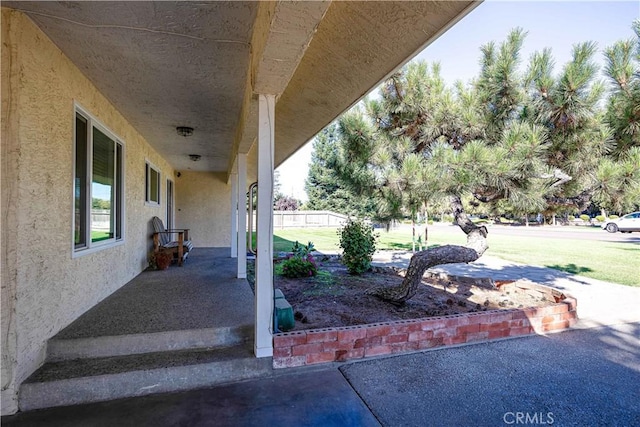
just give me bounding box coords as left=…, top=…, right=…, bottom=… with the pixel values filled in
left=6, top=1, right=257, bottom=173
left=5, top=1, right=478, bottom=180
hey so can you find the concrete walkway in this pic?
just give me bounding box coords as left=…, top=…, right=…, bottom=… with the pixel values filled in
left=2, top=368, right=379, bottom=427
left=341, top=322, right=640, bottom=427
left=372, top=251, right=640, bottom=328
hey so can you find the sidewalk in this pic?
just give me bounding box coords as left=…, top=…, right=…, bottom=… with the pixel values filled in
left=372, top=251, right=640, bottom=328
left=341, top=322, right=640, bottom=427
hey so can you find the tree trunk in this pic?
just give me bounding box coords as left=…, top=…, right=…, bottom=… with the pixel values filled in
left=369, top=195, right=488, bottom=304
left=411, top=219, right=416, bottom=253
left=425, top=225, right=428, bottom=248
left=424, top=209, right=429, bottom=248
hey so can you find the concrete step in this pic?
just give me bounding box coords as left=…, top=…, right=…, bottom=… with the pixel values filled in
left=47, top=324, right=253, bottom=362
left=19, top=343, right=273, bottom=411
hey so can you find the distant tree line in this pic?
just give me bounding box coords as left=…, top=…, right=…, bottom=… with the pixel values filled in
left=92, top=198, right=111, bottom=210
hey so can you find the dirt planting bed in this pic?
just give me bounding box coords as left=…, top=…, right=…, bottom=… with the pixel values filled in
left=276, top=256, right=560, bottom=332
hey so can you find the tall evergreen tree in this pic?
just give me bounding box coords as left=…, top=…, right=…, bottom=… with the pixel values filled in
left=524, top=41, right=611, bottom=216
left=332, top=29, right=616, bottom=304
left=595, top=19, right=640, bottom=214
left=604, top=19, right=640, bottom=156
left=304, top=124, right=375, bottom=217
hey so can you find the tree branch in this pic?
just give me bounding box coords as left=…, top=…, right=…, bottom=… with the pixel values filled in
left=545, top=189, right=593, bottom=211
left=368, top=195, right=489, bottom=304
left=472, top=189, right=505, bottom=203
left=539, top=168, right=572, bottom=188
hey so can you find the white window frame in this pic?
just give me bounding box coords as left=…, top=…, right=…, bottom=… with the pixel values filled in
left=72, top=104, right=126, bottom=257
left=145, top=161, right=161, bottom=206
left=166, top=178, right=175, bottom=229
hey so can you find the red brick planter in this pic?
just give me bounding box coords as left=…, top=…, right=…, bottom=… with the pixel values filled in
left=273, top=283, right=577, bottom=369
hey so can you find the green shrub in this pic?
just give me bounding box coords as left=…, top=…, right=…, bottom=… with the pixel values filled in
left=595, top=215, right=605, bottom=222
left=579, top=214, right=590, bottom=222
left=280, top=241, right=317, bottom=278
left=610, top=215, right=619, bottom=219
left=280, top=256, right=317, bottom=278
left=338, top=219, right=377, bottom=275
left=568, top=215, right=575, bottom=221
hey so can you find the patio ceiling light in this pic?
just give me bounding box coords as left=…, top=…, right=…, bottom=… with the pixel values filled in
left=176, top=126, right=194, bottom=137
left=189, top=154, right=201, bottom=161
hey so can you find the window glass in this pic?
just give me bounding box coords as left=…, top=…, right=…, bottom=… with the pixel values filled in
left=92, top=128, right=115, bottom=242
left=166, top=179, right=174, bottom=229
left=74, top=109, right=124, bottom=252
left=74, top=114, right=88, bottom=249
left=116, top=144, right=123, bottom=240
left=146, top=162, right=161, bottom=205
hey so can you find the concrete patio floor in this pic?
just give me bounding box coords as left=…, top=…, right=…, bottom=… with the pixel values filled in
left=55, top=247, right=254, bottom=339
left=11, top=248, right=267, bottom=411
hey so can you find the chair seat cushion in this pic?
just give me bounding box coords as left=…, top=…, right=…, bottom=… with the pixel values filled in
left=162, top=240, right=193, bottom=252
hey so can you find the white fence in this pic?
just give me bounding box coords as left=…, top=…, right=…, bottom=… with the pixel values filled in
left=271, top=210, right=348, bottom=229
left=91, top=209, right=111, bottom=231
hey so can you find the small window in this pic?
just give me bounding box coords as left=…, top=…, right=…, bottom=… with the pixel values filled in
left=145, top=162, right=161, bottom=205
left=74, top=107, right=125, bottom=253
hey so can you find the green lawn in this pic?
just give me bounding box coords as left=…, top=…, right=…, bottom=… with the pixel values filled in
left=90, top=231, right=111, bottom=242
left=267, top=226, right=639, bottom=287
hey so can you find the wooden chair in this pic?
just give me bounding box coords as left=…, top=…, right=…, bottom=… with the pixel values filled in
left=151, top=216, right=193, bottom=266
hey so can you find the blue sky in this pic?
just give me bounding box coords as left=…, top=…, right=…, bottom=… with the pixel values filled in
left=277, top=1, right=639, bottom=201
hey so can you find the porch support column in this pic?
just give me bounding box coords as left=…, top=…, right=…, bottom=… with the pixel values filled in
left=230, top=170, right=238, bottom=258
left=236, top=154, right=247, bottom=278
left=255, top=93, right=275, bottom=357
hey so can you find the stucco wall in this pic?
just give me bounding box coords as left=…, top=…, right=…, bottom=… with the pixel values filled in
left=1, top=7, right=20, bottom=414
left=0, top=9, right=180, bottom=414
left=175, top=171, right=232, bottom=247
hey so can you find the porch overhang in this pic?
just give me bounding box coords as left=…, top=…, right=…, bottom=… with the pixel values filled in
left=5, top=1, right=479, bottom=183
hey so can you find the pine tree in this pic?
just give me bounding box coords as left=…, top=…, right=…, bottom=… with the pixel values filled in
left=304, top=124, right=375, bottom=218
left=604, top=19, right=640, bottom=157
left=595, top=19, right=640, bottom=214
left=331, top=29, right=615, bottom=303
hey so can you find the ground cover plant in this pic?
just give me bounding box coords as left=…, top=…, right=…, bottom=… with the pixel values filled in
left=279, top=241, right=317, bottom=278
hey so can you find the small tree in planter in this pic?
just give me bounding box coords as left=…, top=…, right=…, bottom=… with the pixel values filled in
left=338, top=219, right=377, bottom=275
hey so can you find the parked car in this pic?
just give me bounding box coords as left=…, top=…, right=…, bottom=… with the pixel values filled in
left=601, top=212, right=640, bottom=233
